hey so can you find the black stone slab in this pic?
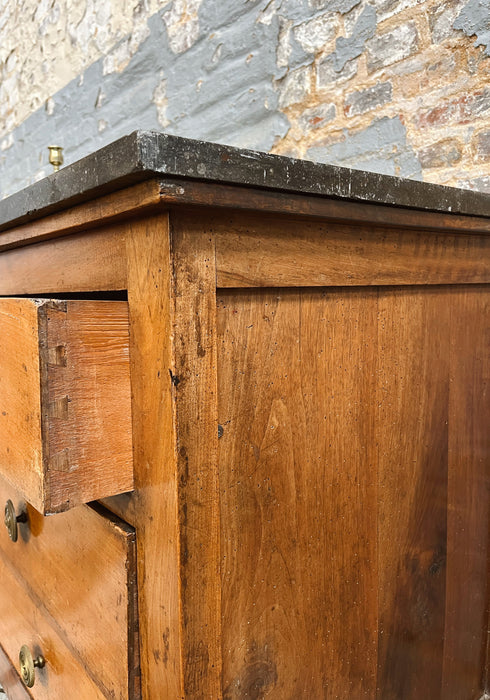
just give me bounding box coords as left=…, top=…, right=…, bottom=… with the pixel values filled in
left=1, top=130, right=490, bottom=232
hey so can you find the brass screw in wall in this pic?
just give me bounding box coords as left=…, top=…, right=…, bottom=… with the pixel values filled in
left=48, top=145, right=63, bottom=172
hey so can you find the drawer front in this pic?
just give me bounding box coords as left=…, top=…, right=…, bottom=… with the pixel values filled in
left=0, top=478, right=139, bottom=699
left=0, top=298, right=133, bottom=514
left=0, top=559, right=108, bottom=699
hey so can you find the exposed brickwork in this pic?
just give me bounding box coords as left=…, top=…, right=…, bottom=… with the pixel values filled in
left=1, top=0, right=490, bottom=196
left=274, top=0, right=490, bottom=190
left=417, top=138, right=463, bottom=167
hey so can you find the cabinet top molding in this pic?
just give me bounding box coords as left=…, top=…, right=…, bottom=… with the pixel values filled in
left=1, top=130, right=490, bottom=231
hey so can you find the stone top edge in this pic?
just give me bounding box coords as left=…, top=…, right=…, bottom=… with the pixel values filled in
left=1, top=129, right=490, bottom=231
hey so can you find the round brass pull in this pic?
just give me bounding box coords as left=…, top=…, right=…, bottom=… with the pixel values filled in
left=4, top=500, right=28, bottom=542
left=19, top=645, right=45, bottom=688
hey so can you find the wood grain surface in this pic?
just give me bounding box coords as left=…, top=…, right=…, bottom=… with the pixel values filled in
left=217, top=288, right=378, bottom=698
left=442, top=288, right=489, bottom=698
left=0, top=299, right=44, bottom=508
left=171, top=210, right=223, bottom=697
left=377, top=288, right=449, bottom=699
left=125, top=213, right=184, bottom=700
left=0, top=477, right=139, bottom=699
left=159, top=180, right=490, bottom=235
left=0, top=645, right=31, bottom=700
left=0, top=554, right=110, bottom=699
left=0, top=226, right=126, bottom=295
left=0, top=181, right=161, bottom=252
left=216, top=284, right=489, bottom=698
left=44, top=299, right=133, bottom=512
left=0, top=298, right=133, bottom=513
left=215, top=212, right=490, bottom=288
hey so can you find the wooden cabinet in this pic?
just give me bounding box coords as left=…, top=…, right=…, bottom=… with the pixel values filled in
left=0, top=131, right=488, bottom=698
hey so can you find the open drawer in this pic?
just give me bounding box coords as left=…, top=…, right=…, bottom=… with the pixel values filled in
left=0, top=298, right=133, bottom=514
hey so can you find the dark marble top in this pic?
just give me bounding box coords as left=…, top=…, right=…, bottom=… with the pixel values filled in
left=1, top=130, right=490, bottom=231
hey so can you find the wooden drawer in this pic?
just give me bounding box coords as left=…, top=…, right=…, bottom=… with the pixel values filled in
left=0, top=298, right=133, bottom=514
left=0, top=479, right=139, bottom=699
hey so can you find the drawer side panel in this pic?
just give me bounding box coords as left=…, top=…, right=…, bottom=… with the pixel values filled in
left=0, top=299, right=44, bottom=508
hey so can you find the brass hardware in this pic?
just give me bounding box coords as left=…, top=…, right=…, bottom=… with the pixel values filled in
left=4, top=499, right=28, bottom=542
left=19, top=645, right=45, bottom=688
left=48, top=145, right=63, bottom=172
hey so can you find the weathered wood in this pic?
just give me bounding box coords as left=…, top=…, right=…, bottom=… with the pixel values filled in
left=171, top=210, right=222, bottom=697
left=0, top=226, right=126, bottom=295
left=0, top=645, right=31, bottom=700
left=0, top=298, right=133, bottom=514
left=0, top=181, right=162, bottom=252
left=125, top=214, right=183, bottom=700
left=215, top=212, right=490, bottom=288
left=217, top=288, right=378, bottom=698
left=376, top=288, right=449, bottom=698
left=160, top=180, right=490, bottom=235
left=0, top=477, right=139, bottom=698
left=0, top=554, right=110, bottom=698
left=442, top=287, right=489, bottom=698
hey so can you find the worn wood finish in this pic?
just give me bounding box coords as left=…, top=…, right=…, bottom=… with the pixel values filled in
left=125, top=214, right=183, bottom=699
left=160, top=180, right=490, bottom=235
left=0, top=477, right=139, bottom=699
left=0, top=226, right=126, bottom=295
left=442, top=287, right=490, bottom=698
left=0, top=299, right=44, bottom=508
left=0, top=554, right=111, bottom=699
left=0, top=181, right=162, bottom=252
left=171, top=210, right=222, bottom=697
left=215, top=211, right=490, bottom=287
left=0, top=298, right=133, bottom=514
left=217, top=288, right=378, bottom=698
left=0, top=645, right=31, bottom=700
left=377, top=288, right=450, bottom=699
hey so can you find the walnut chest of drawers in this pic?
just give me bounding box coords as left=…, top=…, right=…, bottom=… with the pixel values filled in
left=0, top=131, right=488, bottom=699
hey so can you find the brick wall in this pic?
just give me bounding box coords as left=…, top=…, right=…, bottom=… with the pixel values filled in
left=0, top=0, right=489, bottom=198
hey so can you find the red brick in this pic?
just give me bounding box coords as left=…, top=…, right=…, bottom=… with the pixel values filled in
left=415, top=90, right=490, bottom=128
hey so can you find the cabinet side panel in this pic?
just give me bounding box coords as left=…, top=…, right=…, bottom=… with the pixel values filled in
left=217, top=288, right=378, bottom=698
left=376, top=288, right=450, bottom=698
left=442, top=286, right=490, bottom=698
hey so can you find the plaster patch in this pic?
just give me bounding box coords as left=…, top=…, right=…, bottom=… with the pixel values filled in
left=307, top=116, right=422, bottom=178
left=309, top=0, right=360, bottom=13
left=453, top=0, right=490, bottom=55
left=334, top=4, right=376, bottom=72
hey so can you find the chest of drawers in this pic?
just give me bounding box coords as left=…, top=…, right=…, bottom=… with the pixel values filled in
left=0, top=131, right=488, bottom=699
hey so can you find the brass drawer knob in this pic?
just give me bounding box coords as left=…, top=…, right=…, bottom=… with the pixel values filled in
left=19, top=645, right=45, bottom=688
left=4, top=500, right=28, bottom=542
